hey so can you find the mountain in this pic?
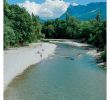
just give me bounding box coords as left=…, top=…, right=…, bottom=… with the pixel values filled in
left=60, top=2, right=106, bottom=20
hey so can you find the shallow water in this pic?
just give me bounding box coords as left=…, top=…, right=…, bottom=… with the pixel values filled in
left=4, top=43, right=106, bottom=100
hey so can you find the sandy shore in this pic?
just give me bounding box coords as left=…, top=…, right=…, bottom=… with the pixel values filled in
left=4, top=42, right=57, bottom=90
left=48, top=39, right=89, bottom=47
left=48, top=39, right=99, bottom=56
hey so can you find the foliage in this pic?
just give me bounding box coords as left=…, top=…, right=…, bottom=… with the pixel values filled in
left=4, top=1, right=43, bottom=48
left=4, top=26, right=16, bottom=48
left=42, top=13, right=106, bottom=51
left=101, top=47, right=106, bottom=62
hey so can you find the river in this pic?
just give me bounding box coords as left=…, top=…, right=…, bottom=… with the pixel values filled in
left=4, top=43, right=106, bottom=100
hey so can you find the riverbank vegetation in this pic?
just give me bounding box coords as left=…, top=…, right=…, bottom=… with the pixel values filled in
left=4, top=0, right=44, bottom=48
left=4, top=1, right=106, bottom=62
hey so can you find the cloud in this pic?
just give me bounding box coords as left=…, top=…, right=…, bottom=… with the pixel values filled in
left=18, top=0, right=70, bottom=19
left=71, top=2, right=79, bottom=6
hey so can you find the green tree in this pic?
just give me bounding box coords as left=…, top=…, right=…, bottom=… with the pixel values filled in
left=4, top=26, right=16, bottom=48
left=4, top=1, right=44, bottom=48
left=31, top=14, right=43, bottom=41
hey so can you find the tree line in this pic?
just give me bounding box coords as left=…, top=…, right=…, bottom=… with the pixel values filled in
left=4, top=1, right=106, bottom=61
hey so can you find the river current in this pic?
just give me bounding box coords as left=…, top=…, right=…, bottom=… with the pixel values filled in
left=4, top=43, right=106, bottom=100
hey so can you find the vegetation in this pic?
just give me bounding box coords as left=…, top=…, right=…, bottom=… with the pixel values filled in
left=42, top=14, right=106, bottom=49
left=4, top=0, right=43, bottom=48
left=101, top=47, right=106, bottom=62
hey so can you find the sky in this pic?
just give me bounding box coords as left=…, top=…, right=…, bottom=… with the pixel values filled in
left=7, top=0, right=106, bottom=19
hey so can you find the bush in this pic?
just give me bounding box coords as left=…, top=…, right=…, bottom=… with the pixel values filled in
left=101, top=49, right=106, bottom=62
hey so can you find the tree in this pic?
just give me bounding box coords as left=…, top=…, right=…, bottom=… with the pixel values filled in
left=4, top=1, right=44, bottom=48
left=101, top=47, right=106, bottom=62
left=4, top=26, right=16, bottom=48
left=31, top=14, right=43, bottom=41
left=96, top=11, right=101, bottom=22
left=78, top=21, right=93, bottom=41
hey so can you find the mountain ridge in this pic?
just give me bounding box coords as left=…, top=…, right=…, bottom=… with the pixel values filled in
left=59, top=2, right=106, bottom=20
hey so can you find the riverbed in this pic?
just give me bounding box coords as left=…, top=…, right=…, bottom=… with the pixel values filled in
left=4, top=43, right=106, bottom=100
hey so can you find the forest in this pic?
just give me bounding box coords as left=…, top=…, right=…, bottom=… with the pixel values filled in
left=4, top=1, right=106, bottom=62
left=4, top=0, right=44, bottom=48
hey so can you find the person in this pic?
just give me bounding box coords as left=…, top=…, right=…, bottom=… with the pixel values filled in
left=37, top=51, right=40, bottom=54
left=40, top=44, right=42, bottom=47
left=40, top=53, right=42, bottom=59
left=42, top=48, right=44, bottom=51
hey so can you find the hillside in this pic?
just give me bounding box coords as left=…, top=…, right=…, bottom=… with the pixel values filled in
left=60, top=2, right=106, bottom=20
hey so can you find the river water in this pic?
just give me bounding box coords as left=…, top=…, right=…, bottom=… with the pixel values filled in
left=4, top=43, right=106, bottom=100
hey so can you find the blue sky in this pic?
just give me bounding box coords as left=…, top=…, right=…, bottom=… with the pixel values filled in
left=8, top=0, right=106, bottom=5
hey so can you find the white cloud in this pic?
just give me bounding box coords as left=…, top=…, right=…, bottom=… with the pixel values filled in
left=90, top=9, right=97, bottom=13
left=18, top=0, right=70, bottom=19
left=71, top=2, right=79, bottom=6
